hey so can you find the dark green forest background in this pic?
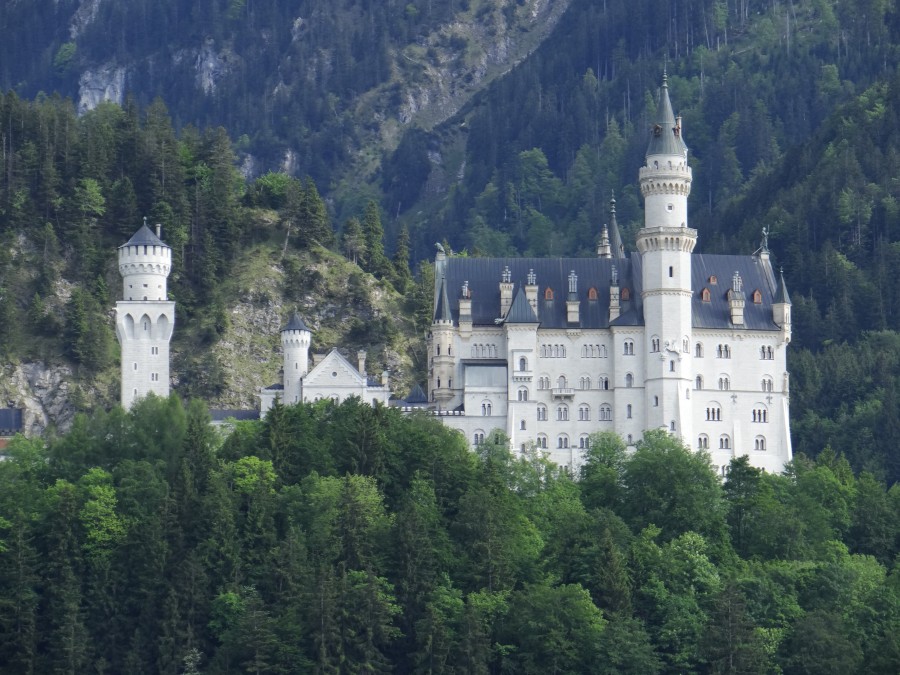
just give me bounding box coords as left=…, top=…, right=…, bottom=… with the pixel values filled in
left=1, top=397, right=898, bottom=673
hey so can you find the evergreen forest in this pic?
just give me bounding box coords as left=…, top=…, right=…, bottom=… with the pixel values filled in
left=1, top=395, right=898, bottom=673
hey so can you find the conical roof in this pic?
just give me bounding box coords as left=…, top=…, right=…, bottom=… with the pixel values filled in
left=405, top=383, right=428, bottom=404
left=122, top=223, right=166, bottom=247
left=433, top=275, right=452, bottom=322
left=774, top=269, right=791, bottom=305
left=283, top=312, right=311, bottom=332
left=646, top=74, right=688, bottom=157
left=505, top=286, right=539, bottom=324
left=608, top=194, right=626, bottom=259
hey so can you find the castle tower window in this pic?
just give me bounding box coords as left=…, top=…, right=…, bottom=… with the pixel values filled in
left=517, top=387, right=529, bottom=401
left=557, top=405, right=569, bottom=421
left=626, top=404, right=632, bottom=419
left=588, top=287, right=599, bottom=300
left=599, top=404, right=612, bottom=421
left=695, top=343, right=704, bottom=358
left=698, top=434, right=709, bottom=449
left=670, top=360, right=675, bottom=372
left=719, top=435, right=731, bottom=450
left=557, top=435, right=569, bottom=449
left=537, top=434, right=548, bottom=448
left=696, top=375, right=703, bottom=390
left=651, top=337, right=660, bottom=352
left=624, top=340, right=634, bottom=355
left=625, top=373, right=634, bottom=388
left=520, top=420, right=526, bottom=430
left=537, top=405, right=548, bottom=421
left=599, top=376, right=609, bottom=390
left=578, top=405, right=590, bottom=421
left=653, top=396, right=659, bottom=407
left=579, top=435, right=591, bottom=449
left=519, top=357, right=527, bottom=371
left=474, top=431, right=485, bottom=445
left=755, top=436, right=767, bottom=451
left=753, top=289, right=762, bottom=304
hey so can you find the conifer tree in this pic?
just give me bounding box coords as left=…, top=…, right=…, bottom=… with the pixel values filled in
left=342, top=217, right=366, bottom=265
left=392, top=224, right=412, bottom=290
left=361, top=201, right=391, bottom=278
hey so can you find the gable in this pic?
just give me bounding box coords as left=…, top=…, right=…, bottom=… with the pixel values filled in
left=304, top=350, right=366, bottom=387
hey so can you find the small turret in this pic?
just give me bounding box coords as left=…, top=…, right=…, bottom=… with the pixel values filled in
left=773, top=267, right=792, bottom=343
left=118, top=218, right=172, bottom=301
left=282, top=313, right=312, bottom=404
left=525, top=269, right=539, bottom=316
left=597, top=225, right=611, bottom=258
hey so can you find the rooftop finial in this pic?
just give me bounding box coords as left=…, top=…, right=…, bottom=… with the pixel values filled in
left=527, top=269, right=536, bottom=285
left=610, top=191, right=616, bottom=214
left=143, top=215, right=148, bottom=229
left=502, top=266, right=511, bottom=283
left=761, top=226, right=769, bottom=253
left=733, top=271, right=743, bottom=293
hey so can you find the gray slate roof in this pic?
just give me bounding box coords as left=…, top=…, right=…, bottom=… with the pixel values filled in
left=283, top=312, right=311, bottom=332
left=122, top=224, right=166, bottom=248
left=774, top=269, right=792, bottom=304
left=441, top=253, right=780, bottom=331
left=434, top=276, right=452, bottom=322
left=505, top=287, right=539, bottom=323
left=647, top=76, right=688, bottom=157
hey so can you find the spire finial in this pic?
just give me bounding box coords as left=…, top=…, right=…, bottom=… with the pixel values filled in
left=143, top=215, right=148, bottom=228
left=610, top=190, right=616, bottom=213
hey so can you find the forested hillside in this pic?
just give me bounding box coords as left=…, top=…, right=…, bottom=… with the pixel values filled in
left=0, top=397, right=897, bottom=673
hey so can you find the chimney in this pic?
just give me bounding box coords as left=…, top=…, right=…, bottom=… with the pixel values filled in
left=499, top=266, right=513, bottom=318
left=525, top=269, right=539, bottom=316
left=357, top=350, right=367, bottom=376
left=381, top=371, right=389, bottom=387
left=609, top=266, right=620, bottom=322
left=728, top=271, right=745, bottom=326
left=155, top=223, right=162, bottom=239
left=567, top=270, right=580, bottom=325
left=459, top=281, right=472, bottom=338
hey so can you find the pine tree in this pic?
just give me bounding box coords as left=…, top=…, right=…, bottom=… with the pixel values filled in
left=342, top=217, right=366, bottom=265
left=361, top=201, right=390, bottom=278
left=392, top=224, right=412, bottom=290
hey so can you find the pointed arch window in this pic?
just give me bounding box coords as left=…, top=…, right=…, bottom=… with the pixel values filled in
left=752, top=289, right=762, bottom=304
left=544, top=288, right=554, bottom=300
left=701, top=288, right=711, bottom=302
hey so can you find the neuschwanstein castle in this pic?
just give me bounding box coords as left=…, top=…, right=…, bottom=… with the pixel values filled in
left=114, top=76, right=792, bottom=475
left=425, top=76, right=792, bottom=475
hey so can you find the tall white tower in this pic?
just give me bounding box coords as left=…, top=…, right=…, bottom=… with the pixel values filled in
left=116, top=221, right=175, bottom=409
left=636, top=75, right=696, bottom=442
left=282, top=313, right=311, bottom=405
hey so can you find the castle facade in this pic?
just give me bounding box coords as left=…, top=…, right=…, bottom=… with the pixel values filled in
left=427, top=77, right=792, bottom=475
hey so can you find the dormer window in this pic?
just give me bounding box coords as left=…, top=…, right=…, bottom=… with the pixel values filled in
left=709, top=275, right=718, bottom=284
left=701, top=288, right=711, bottom=302
left=752, top=289, right=762, bottom=304
left=621, top=287, right=631, bottom=301
left=588, top=287, right=599, bottom=300
left=544, top=288, right=554, bottom=301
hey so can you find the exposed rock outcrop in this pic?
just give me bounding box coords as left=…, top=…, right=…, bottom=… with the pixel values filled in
left=78, top=63, right=127, bottom=113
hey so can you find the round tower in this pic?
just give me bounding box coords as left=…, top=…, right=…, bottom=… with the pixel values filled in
left=282, top=313, right=312, bottom=405
left=430, top=275, right=455, bottom=408
left=116, top=221, right=176, bottom=409
left=636, top=75, right=696, bottom=442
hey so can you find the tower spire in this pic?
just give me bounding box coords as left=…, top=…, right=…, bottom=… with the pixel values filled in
left=608, top=192, right=626, bottom=259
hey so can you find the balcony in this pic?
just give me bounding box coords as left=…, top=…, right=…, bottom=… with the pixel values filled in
left=551, top=387, right=575, bottom=399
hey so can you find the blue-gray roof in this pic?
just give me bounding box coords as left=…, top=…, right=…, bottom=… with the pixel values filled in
left=774, top=269, right=791, bottom=304
left=122, top=224, right=166, bottom=248
left=505, top=287, right=539, bottom=324
left=434, top=276, right=452, bottom=322
left=283, top=312, right=311, bottom=332
left=440, top=253, right=780, bottom=331
left=0, top=407, right=23, bottom=433
left=647, top=76, right=688, bottom=157
left=609, top=196, right=626, bottom=259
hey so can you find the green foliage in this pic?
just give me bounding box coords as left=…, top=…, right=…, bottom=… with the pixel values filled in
left=0, top=396, right=898, bottom=672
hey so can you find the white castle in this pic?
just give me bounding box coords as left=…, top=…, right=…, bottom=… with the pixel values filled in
left=115, top=220, right=175, bottom=409
left=427, top=76, right=792, bottom=475
left=259, top=314, right=391, bottom=413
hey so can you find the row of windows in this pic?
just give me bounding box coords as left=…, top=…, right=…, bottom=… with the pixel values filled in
left=535, top=404, right=616, bottom=421
left=471, top=344, right=496, bottom=358
left=700, top=288, right=764, bottom=303
left=536, top=376, right=611, bottom=390
left=473, top=341, right=776, bottom=363
left=699, top=435, right=767, bottom=451
left=695, top=376, right=775, bottom=392
left=540, top=345, right=568, bottom=358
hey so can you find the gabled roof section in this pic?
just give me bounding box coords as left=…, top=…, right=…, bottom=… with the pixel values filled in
left=442, top=255, right=643, bottom=329
left=646, top=74, right=688, bottom=158
left=122, top=223, right=166, bottom=248
left=505, top=287, right=539, bottom=324
left=305, top=349, right=367, bottom=386
left=692, top=255, right=779, bottom=330
left=433, top=275, right=453, bottom=323
left=283, top=312, right=311, bottom=332
left=774, top=268, right=792, bottom=304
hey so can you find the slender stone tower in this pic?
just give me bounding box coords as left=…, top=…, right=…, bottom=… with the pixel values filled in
left=636, top=74, right=696, bottom=442
left=281, top=313, right=312, bottom=405
left=116, top=220, right=175, bottom=408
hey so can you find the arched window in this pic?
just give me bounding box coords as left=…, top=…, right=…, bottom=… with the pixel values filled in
left=599, top=376, right=610, bottom=390
left=719, top=435, right=731, bottom=450
left=621, top=287, right=631, bottom=301
left=706, top=406, right=722, bottom=421
left=627, top=434, right=633, bottom=444
left=578, top=404, right=590, bottom=421
left=709, top=275, right=718, bottom=284
left=623, top=340, right=634, bottom=355
left=599, top=345, right=607, bottom=358
left=599, top=404, right=612, bottom=421
left=625, top=373, right=634, bottom=388
left=557, top=435, right=569, bottom=449
left=537, top=405, right=548, bottom=421
left=670, top=420, right=676, bottom=431
left=588, top=287, right=599, bottom=300
left=579, top=376, right=591, bottom=390
left=519, top=357, right=528, bottom=371
left=557, top=375, right=567, bottom=389
left=653, top=396, right=659, bottom=407
left=762, top=377, right=773, bottom=392
left=537, top=434, right=548, bottom=449
left=718, top=376, right=730, bottom=391
left=481, top=402, right=492, bottom=416
left=626, top=404, right=632, bottom=419
left=517, top=387, right=529, bottom=401
left=557, top=405, right=569, bottom=421
left=683, top=338, right=690, bottom=353
left=701, top=288, right=711, bottom=302
left=579, top=435, right=591, bottom=449
left=755, top=436, right=767, bottom=451
left=695, top=375, right=703, bottom=390
left=670, top=360, right=675, bottom=372
left=474, top=431, right=485, bottom=445
left=752, top=408, right=769, bottom=423
left=520, top=420, right=526, bottom=430
left=698, top=434, right=709, bottom=449
left=560, top=345, right=566, bottom=357
left=544, top=288, right=554, bottom=300
left=695, top=343, right=704, bottom=358
left=752, top=289, right=762, bottom=304
left=651, top=337, right=660, bottom=352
